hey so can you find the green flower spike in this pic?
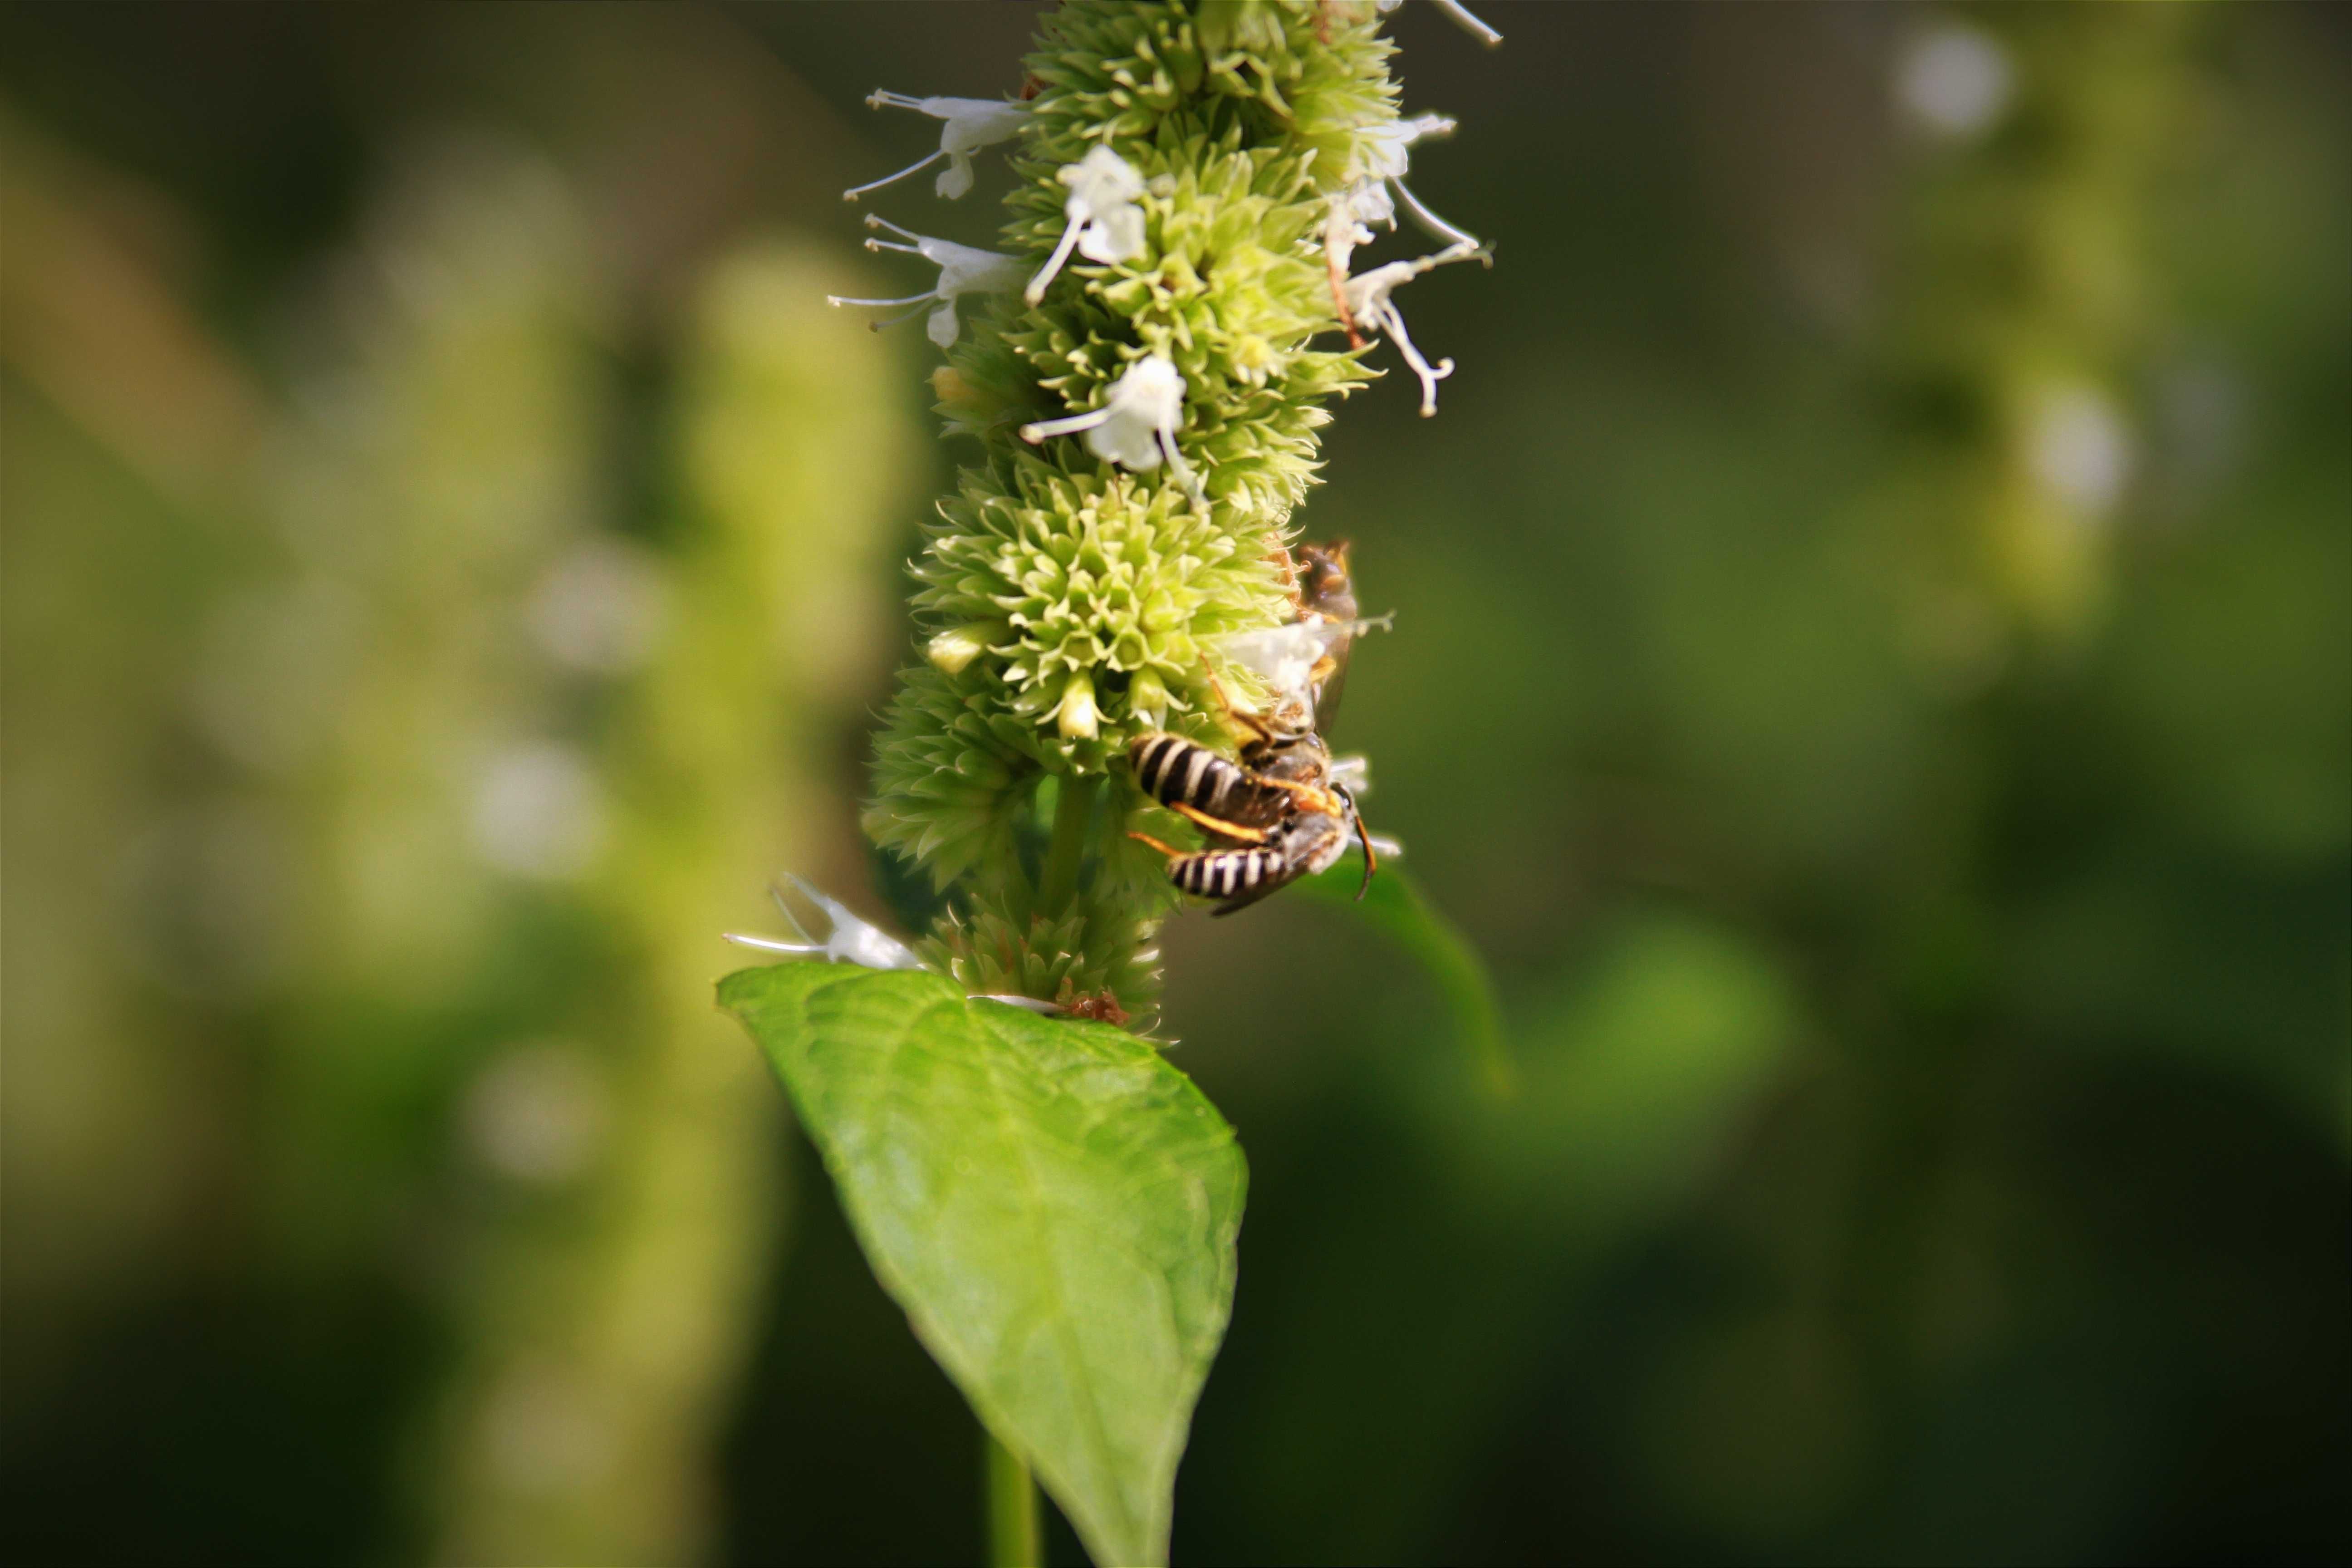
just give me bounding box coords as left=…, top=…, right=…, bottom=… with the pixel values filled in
left=847, top=0, right=1489, bottom=1020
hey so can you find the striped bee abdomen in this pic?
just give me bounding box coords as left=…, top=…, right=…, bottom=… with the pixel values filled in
left=1128, top=732, right=1289, bottom=828
left=1168, top=846, right=1289, bottom=902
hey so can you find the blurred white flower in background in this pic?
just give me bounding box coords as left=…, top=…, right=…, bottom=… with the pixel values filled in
left=470, top=742, right=607, bottom=880
left=525, top=539, right=667, bottom=675
left=478, top=1361, right=616, bottom=1498
left=462, top=1039, right=610, bottom=1186
left=1897, top=24, right=2014, bottom=141
left=2030, top=382, right=2136, bottom=522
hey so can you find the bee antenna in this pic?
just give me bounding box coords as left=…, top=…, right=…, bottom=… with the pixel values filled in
left=1353, top=809, right=1377, bottom=901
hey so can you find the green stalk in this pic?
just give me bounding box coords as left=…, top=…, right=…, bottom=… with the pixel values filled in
left=985, top=1430, right=1042, bottom=1568
left=1036, top=770, right=1100, bottom=917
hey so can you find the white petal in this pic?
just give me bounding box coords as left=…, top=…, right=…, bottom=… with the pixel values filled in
left=1086, top=416, right=1163, bottom=471
left=936, top=100, right=1028, bottom=154
left=1078, top=205, right=1148, bottom=264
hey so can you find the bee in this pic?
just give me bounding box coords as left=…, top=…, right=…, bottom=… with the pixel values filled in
left=1127, top=730, right=1376, bottom=915
left=1294, top=539, right=1358, bottom=734
left=1227, top=539, right=1379, bottom=746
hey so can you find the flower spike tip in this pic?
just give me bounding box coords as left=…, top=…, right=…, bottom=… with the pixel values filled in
left=846, top=91, right=1028, bottom=201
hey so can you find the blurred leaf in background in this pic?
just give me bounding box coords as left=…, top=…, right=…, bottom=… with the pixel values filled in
left=3, top=6, right=923, bottom=1563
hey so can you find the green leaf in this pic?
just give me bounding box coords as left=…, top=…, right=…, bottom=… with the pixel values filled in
left=1296, top=854, right=1516, bottom=1096
left=719, top=962, right=1245, bottom=1568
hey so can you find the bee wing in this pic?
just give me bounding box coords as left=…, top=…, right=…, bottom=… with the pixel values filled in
left=1311, top=656, right=1351, bottom=736
left=1210, top=859, right=1301, bottom=916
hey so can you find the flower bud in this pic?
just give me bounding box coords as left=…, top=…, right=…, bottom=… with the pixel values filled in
left=1130, top=667, right=1169, bottom=726
left=1055, top=671, right=1099, bottom=740
left=926, top=625, right=995, bottom=676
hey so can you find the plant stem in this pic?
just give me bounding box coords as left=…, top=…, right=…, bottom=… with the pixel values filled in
left=985, top=1429, right=1041, bottom=1568
left=1036, top=770, right=1099, bottom=916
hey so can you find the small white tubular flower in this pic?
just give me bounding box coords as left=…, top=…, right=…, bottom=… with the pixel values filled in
left=724, top=876, right=923, bottom=970
left=723, top=879, right=1067, bottom=1012
left=827, top=216, right=1027, bottom=347
left=845, top=91, right=1028, bottom=201
left=1345, top=242, right=1481, bottom=416
left=1018, top=353, right=1199, bottom=498
left=1353, top=112, right=1457, bottom=184
left=1377, top=0, right=1504, bottom=48
left=1024, top=146, right=1148, bottom=305
left=1339, top=112, right=1481, bottom=253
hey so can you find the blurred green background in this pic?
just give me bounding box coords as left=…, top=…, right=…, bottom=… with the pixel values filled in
left=3, top=3, right=2345, bottom=1564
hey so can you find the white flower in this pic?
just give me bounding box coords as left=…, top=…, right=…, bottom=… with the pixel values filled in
left=1335, top=112, right=1480, bottom=256
left=1344, top=241, right=1482, bottom=416
left=720, top=877, right=1068, bottom=1015
left=1024, top=146, right=1148, bottom=305
left=1218, top=611, right=1394, bottom=735
left=1018, top=353, right=1199, bottom=498
left=724, top=876, right=923, bottom=970
left=1221, top=612, right=1392, bottom=694
left=1352, top=112, right=1457, bottom=185
left=845, top=91, right=1028, bottom=202
left=1219, top=619, right=1351, bottom=703
left=1376, top=0, right=1504, bottom=48
left=827, top=216, right=1027, bottom=346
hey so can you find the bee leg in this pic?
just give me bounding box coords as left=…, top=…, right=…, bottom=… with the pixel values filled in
left=1127, top=830, right=1186, bottom=861
left=1171, top=800, right=1270, bottom=843
left=1199, top=657, right=1279, bottom=747
left=1268, top=541, right=1303, bottom=610
left=1254, top=776, right=1345, bottom=815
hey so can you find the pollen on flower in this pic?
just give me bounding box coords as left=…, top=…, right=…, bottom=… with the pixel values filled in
left=826, top=216, right=1026, bottom=346
left=1024, top=145, right=1148, bottom=305
left=846, top=91, right=1029, bottom=202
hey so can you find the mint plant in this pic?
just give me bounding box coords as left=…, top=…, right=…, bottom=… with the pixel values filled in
left=720, top=4, right=1499, bottom=1562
